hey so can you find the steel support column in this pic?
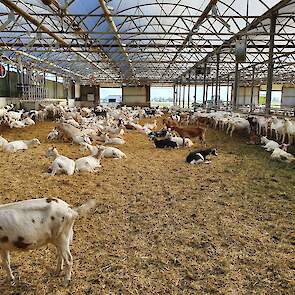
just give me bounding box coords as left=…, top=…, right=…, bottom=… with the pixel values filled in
left=227, top=74, right=230, bottom=110
left=182, top=84, right=186, bottom=109
left=176, top=84, right=180, bottom=106
left=233, top=62, right=240, bottom=110
left=211, top=78, right=214, bottom=105
left=177, top=84, right=180, bottom=106
left=202, top=62, right=207, bottom=105
left=215, top=51, right=220, bottom=109
left=94, top=85, right=100, bottom=106
left=250, top=66, right=256, bottom=112
left=173, top=84, right=176, bottom=106
left=194, top=67, right=198, bottom=108
left=187, top=71, right=191, bottom=109
left=7, top=64, right=11, bottom=97
left=265, top=13, right=277, bottom=114
left=205, top=84, right=209, bottom=106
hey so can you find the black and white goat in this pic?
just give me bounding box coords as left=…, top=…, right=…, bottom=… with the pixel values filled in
left=153, top=138, right=177, bottom=149
left=186, top=148, right=218, bottom=164
left=148, top=129, right=169, bottom=140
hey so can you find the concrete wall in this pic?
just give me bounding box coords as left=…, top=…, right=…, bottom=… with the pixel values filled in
left=0, top=97, right=68, bottom=110
left=0, top=71, right=18, bottom=97
left=80, top=85, right=96, bottom=102
left=0, top=97, right=7, bottom=108
left=122, top=86, right=150, bottom=106
left=237, top=86, right=259, bottom=105
left=0, top=69, right=65, bottom=100
left=45, top=80, right=64, bottom=99
left=282, top=87, right=295, bottom=107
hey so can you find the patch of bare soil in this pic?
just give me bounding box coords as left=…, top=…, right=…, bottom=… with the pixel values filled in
left=0, top=120, right=294, bottom=294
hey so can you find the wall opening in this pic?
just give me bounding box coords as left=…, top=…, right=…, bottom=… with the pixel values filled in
left=179, top=85, right=232, bottom=108
left=150, top=86, right=173, bottom=107
left=259, top=90, right=282, bottom=108
left=100, top=87, right=122, bottom=105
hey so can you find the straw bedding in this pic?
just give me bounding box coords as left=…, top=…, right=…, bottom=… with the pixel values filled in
left=0, top=120, right=294, bottom=294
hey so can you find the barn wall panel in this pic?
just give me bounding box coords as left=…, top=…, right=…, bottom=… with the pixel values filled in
left=282, top=87, right=295, bottom=107
left=122, top=86, right=150, bottom=106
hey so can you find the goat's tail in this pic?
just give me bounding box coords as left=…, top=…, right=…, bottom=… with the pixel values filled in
left=74, top=199, right=96, bottom=217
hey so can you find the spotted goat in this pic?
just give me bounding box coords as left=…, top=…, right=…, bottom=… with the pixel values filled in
left=0, top=197, right=96, bottom=286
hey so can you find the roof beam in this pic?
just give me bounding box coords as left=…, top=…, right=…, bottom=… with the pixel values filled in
left=0, top=0, right=114, bottom=81
left=178, top=0, right=293, bottom=81
left=2, top=46, right=87, bottom=79
left=98, top=0, right=135, bottom=80
left=161, top=0, right=218, bottom=79
left=1, top=42, right=293, bottom=49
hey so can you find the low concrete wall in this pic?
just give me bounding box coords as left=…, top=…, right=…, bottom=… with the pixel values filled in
left=0, top=97, right=7, bottom=108
left=0, top=98, right=70, bottom=110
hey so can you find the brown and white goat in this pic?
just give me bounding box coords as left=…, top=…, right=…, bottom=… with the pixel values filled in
left=170, top=125, right=206, bottom=144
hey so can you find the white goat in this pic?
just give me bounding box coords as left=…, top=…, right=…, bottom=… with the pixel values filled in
left=0, top=197, right=96, bottom=286
left=104, top=134, right=125, bottom=145
left=168, top=136, right=194, bottom=148
left=2, top=138, right=40, bottom=153
left=0, top=135, right=8, bottom=150
left=283, top=118, right=295, bottom=145
left=8, top=120, right=25, bottom=129
left=75, top=148, right=103, bottom=173
left=226, top=118, right=250, bottom=137
left=271, top=147, right=295, bottom=163
left=72, top=134, right=92, bottom=145
left=22, top=117, right=35, bottom=126
left=255, top=116, right=269, bottom=136
left=80, top=143, right=126, bottom=159
left=96, top=145, right=126, bottom=159
left=270, top=117, right=285, bottom=142
left=6, top=111, right=23, bottom=121
left=261, top=136, right=281, bottom=152
left=46, top=147, right=75, bottom=176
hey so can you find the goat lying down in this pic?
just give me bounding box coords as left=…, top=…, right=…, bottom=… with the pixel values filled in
left=2, top=138, right=40, bottom=153
left=153, top=138, right=178, bottom=149
left=46, top=147, right=76, bottom=176
left=271, top=147, right=295, bottom=163
left=0, top=135, right=8, bottom=150
left=0, top=197, right=96, bottom=286
left=186, top=148, right=218, bottom=164
left=80, top=143, right=126, bottom=159
left=261, top=136, right=281, bottom=152
left=75, top=148, right=102, bottom=173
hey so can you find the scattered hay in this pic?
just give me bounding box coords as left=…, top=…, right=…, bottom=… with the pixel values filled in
left=0, top=120, right=294, bottom=294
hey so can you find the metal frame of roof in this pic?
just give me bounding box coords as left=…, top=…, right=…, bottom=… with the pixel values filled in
left=0, top=0, right=294, bottom=86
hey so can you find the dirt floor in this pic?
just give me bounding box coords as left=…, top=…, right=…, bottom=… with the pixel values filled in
left=0, top=119, right=294, bottom=295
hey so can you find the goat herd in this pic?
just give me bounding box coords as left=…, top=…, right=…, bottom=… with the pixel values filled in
left=0, top=103, right=295, bottom=288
